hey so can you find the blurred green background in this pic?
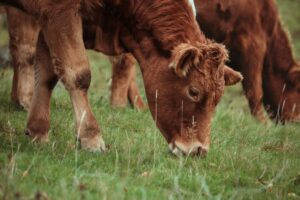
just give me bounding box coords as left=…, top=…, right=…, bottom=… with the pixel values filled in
left=277, top=0, right=300, bottom=59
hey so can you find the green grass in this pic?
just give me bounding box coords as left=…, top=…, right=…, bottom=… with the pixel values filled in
left=277, top=0, right=300, bottom=59
left=1, top=1, right=300, bottom=199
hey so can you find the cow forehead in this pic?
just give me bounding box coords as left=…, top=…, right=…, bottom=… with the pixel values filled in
left=187, top=0, right=197, bottom=18
left=191, top=67, right=224, bottom=90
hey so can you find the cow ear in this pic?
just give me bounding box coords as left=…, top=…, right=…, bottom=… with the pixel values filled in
left=169, top=44, right=202, bottom=78
left=288, top=64, right=300, bottom=85
left=224, top=65, right=243, bottom=86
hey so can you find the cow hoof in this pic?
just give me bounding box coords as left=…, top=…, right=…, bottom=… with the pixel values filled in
left=25, top=130, right=49, bottom=143
left=80, top=135, right=106, bottom=152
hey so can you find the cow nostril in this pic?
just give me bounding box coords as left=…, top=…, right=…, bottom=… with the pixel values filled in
left=169, top=142, right=208, bottom=157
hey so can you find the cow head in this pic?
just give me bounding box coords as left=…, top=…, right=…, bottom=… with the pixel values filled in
left=93, top=0, right=242, bottom=156
left=142, top=43, right=242, bottom=156
left=263, top=62, right=300, bottom=123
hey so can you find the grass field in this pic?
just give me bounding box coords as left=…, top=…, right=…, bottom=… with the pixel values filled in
left=0, top=1, right=300, bottom=199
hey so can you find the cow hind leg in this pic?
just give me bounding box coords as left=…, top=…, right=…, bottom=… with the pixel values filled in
left=11, top=61, right=19, bottom=104
left=6, top=7, right=39, bottom=111
left=9, top=43, right=36, bottom=111
left=8, top=34, right=36, bottom=111
left=110, top=54, right=146, bottom=110
left=128, top=74, right=147, bottom=110
left=110, top=55, right=131, bottom=108
left=16, top=50, right=35, bottom=111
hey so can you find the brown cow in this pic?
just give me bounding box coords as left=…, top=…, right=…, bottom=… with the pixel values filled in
left=195, top=0, right=300, bottom=123
left=111, top=0, right=300, bottom=123
left=1, top=0, right=242, bottom=156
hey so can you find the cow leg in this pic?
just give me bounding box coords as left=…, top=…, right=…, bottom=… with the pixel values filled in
left=233, top=33, right=267, bottom=122
left=110, top=54, right=146, bottom=110
left=6, top=7, right=39, bottom=111
left=242, top=73, right=266, bottom=123
left=110, top=55, right=131, bottom=108
left=11, top=61, right=19, bottom=104
left=26, top=34, right=58, bottom=143
left=41, top=8, right=105, bottom=151
left=128, top=72, right=146, bottom=110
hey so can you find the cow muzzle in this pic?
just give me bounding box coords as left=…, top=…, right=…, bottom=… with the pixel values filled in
left=168, top=140, right=208, bottom=157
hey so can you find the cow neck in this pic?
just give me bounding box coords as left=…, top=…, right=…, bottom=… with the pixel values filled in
left=102, top=0, right=205, bottom=72
left=102, top=2, right=164, bottom=72
left=266, top=21, right=297, bottom=75
left=262, top=21, right=297, bottom=106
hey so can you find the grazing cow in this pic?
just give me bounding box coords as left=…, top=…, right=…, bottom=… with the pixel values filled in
left=1, top=0, right=242, bottom=156
left=195, top=0, right=300, bottom=123
left=111, top=0, right=300, bottom=123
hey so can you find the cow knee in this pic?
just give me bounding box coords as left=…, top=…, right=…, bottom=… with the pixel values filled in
left=52, top=59, right=91, bottom=91
left=75, top=69, right=91, bottom=91
left=10, top=41, right=36, bottom=67
left=61, top=68, right=92, bottom=91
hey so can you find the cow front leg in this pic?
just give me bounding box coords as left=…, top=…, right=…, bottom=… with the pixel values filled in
left=233, top=33, right=267, bottom=123
left=110, top=54, right=146, bottom=110
left=42, top=9, right=105, bottom=151
left=11, top=60, right=19, bottom=104
left=242, top=77, right=266, bottom=122
left=26, top=34, right=58, bottom=143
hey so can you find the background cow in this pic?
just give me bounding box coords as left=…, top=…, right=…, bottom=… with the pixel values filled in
left=195, top=0, right=300, bottom=123
left=1, top=0, right=242, bottom=156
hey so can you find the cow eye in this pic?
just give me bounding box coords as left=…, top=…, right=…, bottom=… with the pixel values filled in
left=187, top=87, right=201, bottom=102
